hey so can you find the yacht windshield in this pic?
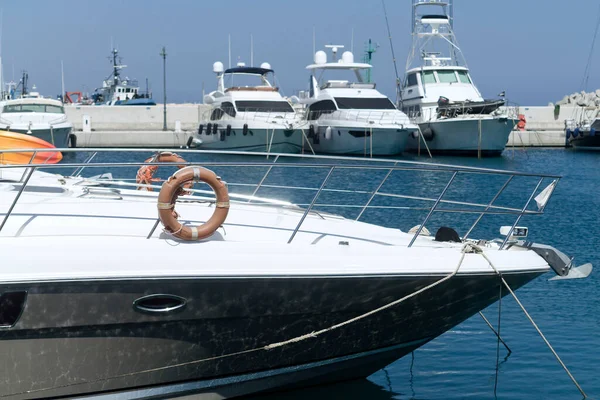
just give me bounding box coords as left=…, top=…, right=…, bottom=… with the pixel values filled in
left=235, top=101, right=294, bottom=113
left=334, top=98, right=396, bottom=110
left=2, top=104, right=65, bottom=113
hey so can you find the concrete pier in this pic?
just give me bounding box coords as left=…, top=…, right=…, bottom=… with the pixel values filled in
left=64, top=103, right=590, bottom=149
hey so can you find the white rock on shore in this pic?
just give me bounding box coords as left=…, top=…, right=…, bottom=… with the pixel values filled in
left=556, top=90, right=600, bottom=107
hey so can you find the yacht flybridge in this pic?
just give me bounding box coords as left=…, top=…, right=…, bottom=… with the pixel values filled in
left=301, top=45, right=417, bottom=156
left=400, top=0, right=516, bottom=156
left=190, top=62, right=305, bottom=153
left=0, top=148, right=591, bottom=399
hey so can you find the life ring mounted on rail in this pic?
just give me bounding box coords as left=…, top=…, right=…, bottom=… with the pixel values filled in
left=157, top=166, right=230, bottom=241
left=136, top=152, right=191, bottom=191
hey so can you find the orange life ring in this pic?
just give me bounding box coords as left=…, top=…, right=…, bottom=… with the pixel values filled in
left=157, top=166, right=230, bottom=241
left=517, top=114, right=526, bottom=131
left=136, top=152, right=189, bottom=191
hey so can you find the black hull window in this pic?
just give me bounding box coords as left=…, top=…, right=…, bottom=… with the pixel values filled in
left=235, top=101, right=294, bottom=113
left=308, top=100, right=337, bottom=120
left=335, top=98, right=396, bottom=110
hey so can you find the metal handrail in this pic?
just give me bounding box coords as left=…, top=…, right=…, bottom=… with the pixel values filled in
left=0, top=148, right=560, bottom=246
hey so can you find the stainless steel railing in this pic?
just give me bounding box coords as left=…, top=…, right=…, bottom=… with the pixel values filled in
left=0, top=148, right=560, bottom=246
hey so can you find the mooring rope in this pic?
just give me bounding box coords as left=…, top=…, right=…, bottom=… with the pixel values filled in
left=471, top=244, right=587, bottom=398
left=8, top=246, right=474, bottom=398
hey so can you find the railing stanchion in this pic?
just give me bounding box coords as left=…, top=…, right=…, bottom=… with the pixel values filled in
left=408, top=171, right=458, bottom=248
left=19, top=151, right=38, bottom=182
left=463, top=175, right=514, bottom=241
left=288, top=167, right=335, bottom=244
left=0, top=167, right=36, bottom=234
left=500, top=178, right=544, bottom=249
left=73, top=151, right=98, bottom=177
left=356, top=163, right=397, bottom=221
left=248, top=155, right=280, bottom=203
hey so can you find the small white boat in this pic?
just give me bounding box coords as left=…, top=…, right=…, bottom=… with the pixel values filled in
left=0, top=84, right=73, bottom=148
left=301, top=45, right=417, bottom=156
left=189, top=62, right=305, bottom=153
left=0, top=148, right=591, bottom=399
left=400, top=0, right=516, bottom=156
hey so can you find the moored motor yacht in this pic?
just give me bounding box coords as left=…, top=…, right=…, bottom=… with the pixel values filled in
left=0, top=91, right=73, bottom=148
left=300, top=45, right=417, bottom=156
left=189, top=62, right=305, bottom=153
left=0, top=149, right=591, bottom=399
left=565, top=111, right=600, bottom=150
left=400, top=0, right=516, bottom=156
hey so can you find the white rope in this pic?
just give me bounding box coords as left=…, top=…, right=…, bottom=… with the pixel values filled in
left=472, top=244, right=587, bottom=398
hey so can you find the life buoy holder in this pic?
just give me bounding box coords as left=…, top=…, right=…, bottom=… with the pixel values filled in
left=136, top=152, right=190, bottom=191
left=157, top=166, right=230, bottom=241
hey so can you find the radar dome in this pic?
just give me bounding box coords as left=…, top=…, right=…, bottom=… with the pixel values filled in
left=342, top=51, right=354, bottom=64
left=314, top=50, right=327, bottom=65
left=260, top=62, right=272, bottom=70
left=213, top=62, right=224, bottom=73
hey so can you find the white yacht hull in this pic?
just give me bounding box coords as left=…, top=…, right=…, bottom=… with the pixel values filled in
left=0, top=125, right=72, bottom=148
left=308, top=126, right=412, bottom=156
left=406, top=117, right=515, bottom=156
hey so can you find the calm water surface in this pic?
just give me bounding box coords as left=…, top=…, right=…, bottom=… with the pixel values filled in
left=61, top=148, right=598, bottom=399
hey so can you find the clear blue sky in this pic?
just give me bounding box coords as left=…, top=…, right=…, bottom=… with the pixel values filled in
left=2, top=0, right=599, bottom=105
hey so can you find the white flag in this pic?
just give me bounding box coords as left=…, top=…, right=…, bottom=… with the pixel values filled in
left=535, top=180, right=557, bottom=210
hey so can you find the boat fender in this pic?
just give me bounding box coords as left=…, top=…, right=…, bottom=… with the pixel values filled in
left=308, top=124, right=315, bottom=138
left=198, top=124, right=204, bottom=135
left=226, top=125, right=232, bottom=136
left=206, top=123, right=212, bottom=134
left=243, top=123, right=249, bottom=135
left=591, top=128, right=596, bottom=137
left=136, top=152, right=192, bottom=191
left=313, top=128, right=320, bottom=145
left=422, top=127, right=435, bottom=141
left=517, top=114, right=526, bottom=131
left=220, top=130, right=225, bottom=141
left=186, top=136, right=194, bottom=148
left=434, top=226, right=461, bottom=243
left=325, top=126, right=332, bottom=140
left=566, top=129, right=572, bottom=139
left=573, top=128, right=579, bottom=138
left=213, top=124, right=219, bottom=135
left=68, top=133, right=77, bottom=148
left=411, top=130, right=419, bottom=139
left=158, top=166, right=230, bottom=241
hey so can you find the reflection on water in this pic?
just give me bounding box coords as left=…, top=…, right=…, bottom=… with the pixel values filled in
left=241, top=378, right=398, bottom=400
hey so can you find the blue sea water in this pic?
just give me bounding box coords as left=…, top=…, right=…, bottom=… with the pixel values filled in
left=59, top=148, right=598, bottom=400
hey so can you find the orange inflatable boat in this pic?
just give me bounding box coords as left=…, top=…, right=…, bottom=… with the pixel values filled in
left=0, top=130, right=63, bottom=165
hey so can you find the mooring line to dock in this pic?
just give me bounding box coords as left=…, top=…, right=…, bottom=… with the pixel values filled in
left=474, top=245, right=587, bottom=399
left=479, top=310, right=512, bottom=355
left=10, top=246, right=475, bottom=398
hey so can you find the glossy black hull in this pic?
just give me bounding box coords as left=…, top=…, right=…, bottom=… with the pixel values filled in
left=0, top=271, right=544, bottom=399
left=569, top=134, right=600, bottom=150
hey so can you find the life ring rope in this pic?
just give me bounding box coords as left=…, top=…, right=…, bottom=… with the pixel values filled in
left=157, top=166, right=230, bottom=241
left=136, top=152, right=189, bottom=191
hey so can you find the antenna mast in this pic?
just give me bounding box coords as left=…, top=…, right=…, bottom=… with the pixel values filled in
left=363, top=39, right=379, bottom=83
left=382, top=0, right=401, bottom=103
left=61, top=60, right=65, bottom=102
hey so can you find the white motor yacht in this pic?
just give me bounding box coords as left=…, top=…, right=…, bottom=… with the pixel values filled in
left=0, top=90, right=73, bottom=148
left=400, top=0, right=516, bottom=156
left=0, top=148, right=591, bottom=399
left=189, top=62, right=305, bottom=153
left=301, top=45, right=417, bottom=156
